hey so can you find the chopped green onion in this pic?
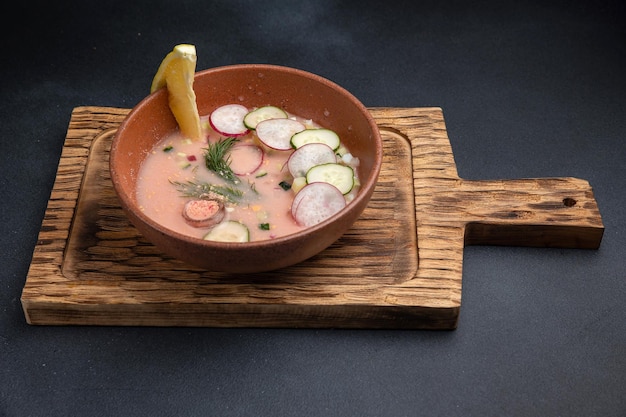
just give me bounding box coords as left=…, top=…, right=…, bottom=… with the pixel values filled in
left=259, top=223, right=270, bottom=231
left=279, top=181, right=292, bottom=191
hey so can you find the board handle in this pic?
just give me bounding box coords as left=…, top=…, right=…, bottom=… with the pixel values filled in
left=460, top=177, right=604, bottom=249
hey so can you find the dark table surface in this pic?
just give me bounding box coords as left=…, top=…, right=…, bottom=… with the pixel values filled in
left=2, top=1, right=625, bottom=416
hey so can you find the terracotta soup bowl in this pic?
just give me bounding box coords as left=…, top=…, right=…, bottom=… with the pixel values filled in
left=110, top=64, right=382, bottom=273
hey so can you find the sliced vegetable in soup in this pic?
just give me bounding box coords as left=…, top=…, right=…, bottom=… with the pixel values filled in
left=136, top=104, right=361, bottom=242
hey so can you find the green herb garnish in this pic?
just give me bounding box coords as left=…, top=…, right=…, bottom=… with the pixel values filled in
left=204, top=137, right=238, bottom=183
left=278, top=181, right=292, bottom=191
left=170, top=180, right=244, bottom=203
left=259, top=223, right=270, bottom=231
left=163, top=145, right=174, bottom=152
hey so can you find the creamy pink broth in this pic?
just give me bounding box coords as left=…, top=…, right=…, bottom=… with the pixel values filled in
left=136, top=111, right=358, bottom=242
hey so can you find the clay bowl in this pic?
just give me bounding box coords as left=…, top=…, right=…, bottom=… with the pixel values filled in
left=110, top=64, right=382, bottom=273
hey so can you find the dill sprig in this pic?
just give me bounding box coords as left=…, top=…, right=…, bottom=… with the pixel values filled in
left=169, top=180, right=244, bottom=203
left=204, top=137, right=239, bottom=183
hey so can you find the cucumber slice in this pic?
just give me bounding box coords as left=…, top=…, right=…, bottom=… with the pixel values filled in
left=305, top=163, right=354, bottom=194
left=290, top=128, right=340, bottom=150
left=243, top=106, right=288, bottom=130
left=203, top=221, right=250, bottom=242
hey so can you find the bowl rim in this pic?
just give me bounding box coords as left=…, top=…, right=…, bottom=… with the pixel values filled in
left=110, top=63, right=383, bottom=249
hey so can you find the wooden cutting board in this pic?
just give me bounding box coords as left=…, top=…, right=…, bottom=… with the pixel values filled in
left=20, top=106, right=604, bottom=329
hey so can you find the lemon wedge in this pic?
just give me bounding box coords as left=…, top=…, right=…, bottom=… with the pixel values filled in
left=150, top=44, right=203, bottom=140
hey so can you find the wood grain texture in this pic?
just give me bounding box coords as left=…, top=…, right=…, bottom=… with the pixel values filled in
left=20, top=106, right=603, bottom=329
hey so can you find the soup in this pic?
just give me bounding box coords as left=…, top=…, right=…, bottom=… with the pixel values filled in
left=136, top=104, right=360, bottom=242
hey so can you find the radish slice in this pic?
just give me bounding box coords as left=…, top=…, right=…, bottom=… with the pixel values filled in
left=228, top=144, right=264, bottom=176
left=287, top=142, right=337, bottom=178
left=209, top=104, right=250, bottom=137
left=291, top=182, right=346, bottom=227
left=255, top=118, right=306, bottom=150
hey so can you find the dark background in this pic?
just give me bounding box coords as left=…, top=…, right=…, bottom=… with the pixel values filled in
left=2, top=1, right=625, bottom=416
